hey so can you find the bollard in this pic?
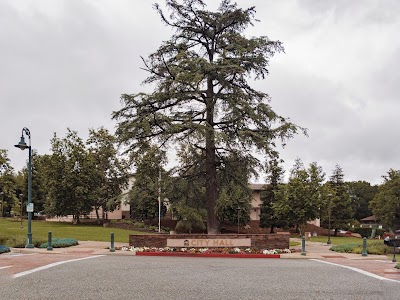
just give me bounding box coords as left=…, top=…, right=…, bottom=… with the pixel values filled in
left=47, top=231, right=53, bottom=251
left=392, top=244, right=397, bottom=262
left=301, top=236, right=306, bottom=256
left=110, top=232, right=115, bottom=252
left=361, top=237, right=367, bottom=256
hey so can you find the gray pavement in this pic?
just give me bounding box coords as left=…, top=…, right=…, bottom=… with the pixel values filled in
left=2, top=255, right=400, bottom=299
left=6, top=239, right=400, bottom=282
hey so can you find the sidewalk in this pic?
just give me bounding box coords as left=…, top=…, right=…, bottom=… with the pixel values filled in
left=287, top=239, right=400, bottom=281
left=10, top=239, right=400, bottom=282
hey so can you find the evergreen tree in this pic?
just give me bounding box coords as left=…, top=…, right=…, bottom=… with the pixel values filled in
left=215, top=151, right=253, bottom=226
left=113, top=0, right=303, bottom=233
left=325, top=164, right=353, bottom=235
left=259, top=157, right=287, bottom=233
left=165, top=144, right=207, bottom=232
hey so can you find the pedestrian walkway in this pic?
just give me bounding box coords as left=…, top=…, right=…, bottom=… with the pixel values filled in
left=288, top=239, right=400, bottom=281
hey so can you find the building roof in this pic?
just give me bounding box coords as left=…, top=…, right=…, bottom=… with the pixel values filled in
left=360, top=215, right=377, bottom=222
left=249, top=183, right=268, bottom=191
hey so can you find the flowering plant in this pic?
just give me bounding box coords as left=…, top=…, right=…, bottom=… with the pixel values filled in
left=122, top=246, right=291, bottom=254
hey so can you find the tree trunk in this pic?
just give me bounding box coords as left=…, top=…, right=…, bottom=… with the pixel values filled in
left=205, top=77, right=219, bottom=234
left=102, top=204, right=106, bottom=222
left=299, top=223, right=306, bottom=237
left=270, top=225, right=275, bottom=234
left=95, top=206, right=100, bottom=225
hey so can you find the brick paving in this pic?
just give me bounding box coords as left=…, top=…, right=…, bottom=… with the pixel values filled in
left=288, top=239, right=400, bottom=282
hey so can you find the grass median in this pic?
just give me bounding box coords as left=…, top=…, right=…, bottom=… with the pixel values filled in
left=0, top=218, right=147, bottom=246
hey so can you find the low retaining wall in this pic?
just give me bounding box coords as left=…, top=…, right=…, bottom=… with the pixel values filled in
left=129, top=233, right=290, bottom=249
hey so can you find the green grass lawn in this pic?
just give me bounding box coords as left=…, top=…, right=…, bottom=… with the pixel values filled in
left=0, top=218, right=145, bottom=244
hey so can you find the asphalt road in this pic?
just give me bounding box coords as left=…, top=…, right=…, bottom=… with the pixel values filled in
left=1, top=256, right=400, bottom=299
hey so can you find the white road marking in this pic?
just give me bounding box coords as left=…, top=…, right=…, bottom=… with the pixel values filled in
left=311, top=259, right=400, bottom=283
left=13, top=255, right=105, bottom=278
left=0, top=266, right=12, bottom=270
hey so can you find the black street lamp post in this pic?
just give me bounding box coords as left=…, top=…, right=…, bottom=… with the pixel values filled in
left=327, top=194, right=332, bottom=245
left=237, top=206, right=241, bottom=234
left=14, top=127, right=34, bottom=248
left=19, top=194, right=23, bottom=228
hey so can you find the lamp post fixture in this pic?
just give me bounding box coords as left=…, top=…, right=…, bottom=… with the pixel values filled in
left=14, top=127, right=34, bottom=248
left=236, top=206, right=241, bottom=234
left=327, top=194, right=332, bottom=245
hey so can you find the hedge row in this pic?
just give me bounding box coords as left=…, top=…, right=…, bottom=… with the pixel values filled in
left=330, top=240, right=391, bottom=255
left=39, top=238, right=78, bottom=248
left=0, top=245, right=10, bottom=254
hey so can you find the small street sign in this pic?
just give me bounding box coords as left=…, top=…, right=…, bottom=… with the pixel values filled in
left=26, top=203, right=34, bottom=213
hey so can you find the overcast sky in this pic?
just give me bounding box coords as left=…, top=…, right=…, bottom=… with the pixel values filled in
left=1, top=0, right=399, bottom=185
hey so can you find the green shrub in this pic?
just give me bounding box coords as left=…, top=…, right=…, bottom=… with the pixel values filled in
left=7, top=235, right=28, bottom=248
left=353, top=228, right=372, bottom=238
left=39, top=238, right=79, bottom=248
left=0, top=235, right=9, bottom=245
left=0, top=245, right=10, bottom=254
left=33, top=238, right=48, bottom=248
left=148, top=225, right=158, bottom=231
left=395, top=263, right=400, bottom=269
left=133, top=222, right=146, bottom=228
left=331, top=241, right=391, bottom=255
left=330, top=243, right=360, bottom=253
left=110, top=219, right=134, bottom=225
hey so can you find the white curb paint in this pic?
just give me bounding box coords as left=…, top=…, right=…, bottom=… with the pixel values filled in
left=311, top=259, right=400, bottom=283
left=13, top=255, right=105, bottom=278
left=0, top=266, right=12, bottom=270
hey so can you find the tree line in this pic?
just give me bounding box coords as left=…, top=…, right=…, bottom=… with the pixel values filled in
left=2, top=135, right=399, bottom=234
left=1, top=0, right=399, bottom=233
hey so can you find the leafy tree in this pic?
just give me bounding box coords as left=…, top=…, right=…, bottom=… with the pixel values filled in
left=273, top=159, right=325, bottom=236
left=215, top=151, right=252, bottom=226
left=129, top=144, right=168, bottom=221
left=0, top=149, right=17, bottom=217
left=44, top=130, right=96, bottom=223
left=347, top=180, right=378, bottom=220
left=324, top=164, right=353, bottom=235
left=259, top=157, right=288, bottom=233
left=369, top=169, right=400, bottom=230
left=87, top=127, right=129, bottom=223
left=18, top=151, right=49, bottom=214
left=112, top=0, right=303, bottom=233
